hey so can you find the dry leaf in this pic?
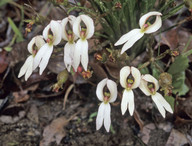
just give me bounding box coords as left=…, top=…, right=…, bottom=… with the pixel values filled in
left=13, top=84, right=39, bottom=103
left=155, top=20, right=178, bottom=50
left=166, top=129, right=189, bottom=146
left=47, top=55, right=65, bottom=74
left=0, top=50, right=9, bottom=73
left=27, top=104, right=39, bottom=124
left=0, top=104, right=26, bottom=124
left=105, top=62, right=120, bottom=79
left=138, top=123, right=155, bottom=145
left=89, top=62, right=107, bottom=80
left=40, top=116, right=69, bottom=146
left=13, top=91, right=30, bottom=103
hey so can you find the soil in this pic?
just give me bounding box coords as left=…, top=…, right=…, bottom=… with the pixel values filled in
left=1, top=84, right=189, bottom=146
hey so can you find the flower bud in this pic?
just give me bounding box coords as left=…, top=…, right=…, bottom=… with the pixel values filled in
left=159, top=72, right=172, bottom=87
left=171, top=50, right=179, bottom=57
left=52, top=69, right=69, bottom=92
left=114, top=2, right=122, bottom=9
left=94, top=53, right=103, bottom=61
left=159, top=72, right=173, bottom=96
left=82, top=70, right=92, bottom=79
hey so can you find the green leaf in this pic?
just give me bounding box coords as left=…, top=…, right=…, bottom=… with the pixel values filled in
left=89, top=112, right=97, bottom=119
left=172, top=72, right=189, bottom=96
left=164, top=96, right=175, bottom=111
left=168, top=55, right=189, bottom=96
left=168, top=55, right=189, bottom=74
left=0, top=0, right=12, bottom=7
left=7, top=17, right=24, bottom=42
left=151, top=63, right=161, bottom=80
left=162, top=3, right=184, bottom=20
left=138, top=65, right=149, bottom=75
left=4, top=47, right=12, bottom=52
left=88, top=112, right=97, bottom=122
left=110, top=124, right=116, bottom=134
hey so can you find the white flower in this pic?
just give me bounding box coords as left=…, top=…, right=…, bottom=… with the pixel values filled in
left=18, top=36, right=45, bottom=81
left=96, top=78, right=117, bottom=132
left=139, top=74, right=173, bottom=118
left=115, top=11, right=162, bottom=54
left=33, top=20, right=62, bottom=75
left=61, top=15, right=77, bottom=72
left=73, top=14, right=94, bottom=72
left=120, top=66, right=141, bottom=116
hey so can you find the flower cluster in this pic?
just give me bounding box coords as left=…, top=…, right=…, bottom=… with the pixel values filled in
left=96, top=66, right=173, bottom=132
left=18, top=11, right=173, bottom=133
left=18, top=15, right=94, bottom=80
left=96, top=12, right=173, bottom=132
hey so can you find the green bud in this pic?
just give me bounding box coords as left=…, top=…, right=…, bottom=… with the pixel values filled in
left=57, top=69, right=69, bottom=84
left=52, top=69, right=69, bottom=92
left=184, top=0, right=192, bottom=10
left=159, top=72, right=172, bottom=87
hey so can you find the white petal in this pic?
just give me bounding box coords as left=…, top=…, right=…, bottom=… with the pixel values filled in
left=73, top=39, right=81, bottom=72
left=25, top=57, right=34, bottom=81
left=68, top=15, right=78, bottom=41
left=154, top=92, right=173, bottom=114
left=73, top=16, right=81, bottom=38
left=121, top=90, right=134, bottom=116
left=131, top=66, right=141, bottom=89
left=64, top=42, right=75, bottom=72
left=96, top=78, right=108, bottom=102
left=80, top=40, right=89, bottom=71
left=61, top=17, right=69, bottom=41
left=43, top=24, right=49, bottom=41
left=50, top=20, right=62, bottom=45
left=120, top=66, right=130, bottom=88
left=28, top=36, right=45, bottom=54
left=104, top=103, right=111, bottom=132
left=80, top=15, right=94, bottom=39
left=139, top=11, right=162, bottom=28
left=121, top=90, right=128, bottom=115
left=114, top=29, right=141, bottom=46
left=139, top=76, right=151, bottom=96
left=33, top=43, right=48, bottom=70
left=107, top=79, right=117, bottom=103
left=128, top=90, right=135, bottom=116
left=142, top=74, right=159, bottom=91
left=96, top=102, right=105, bottom=131
left=68, top=15, right=76, bottom=25
left=39, top=45, right=53, bottom=75
left=145, top=15, right=162, bottom=34
left=152, top=93, right=166, bottom=118
left=35, top=35, right=45, bottom=49
left=18, top=55, right=33, bottom=78
left=27, top=37, right=36, bottom=54
left=121, top=31, right=144, bottom=54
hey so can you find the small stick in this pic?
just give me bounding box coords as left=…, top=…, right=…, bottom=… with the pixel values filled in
left=63, top=84, right=74, bottom=110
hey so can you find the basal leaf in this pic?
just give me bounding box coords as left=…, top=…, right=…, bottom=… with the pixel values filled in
left=164, top=96, right=175, bottom=111
left=7, top=17, right=24, bottom=42
left=168, top=55, right=189, bottom=75
left=0, top=0, right=12, bottom=7
left=168, top=55, right=189, bottom=96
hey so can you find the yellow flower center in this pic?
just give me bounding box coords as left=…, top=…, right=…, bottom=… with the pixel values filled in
left=80, top=28, right=87, bottom=40
left=147, top=83, right=156, bottom=95
left=126, top=75, right=134, bottom=90
left=140, top=22, right=151, bottom=33
left=47, top=29, right=54, bottom=45
left=103, top=92, right=110, bottom=104
left=67, top=30, right=74, bottom=43
left=32, top=44, right=38, bottom=56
